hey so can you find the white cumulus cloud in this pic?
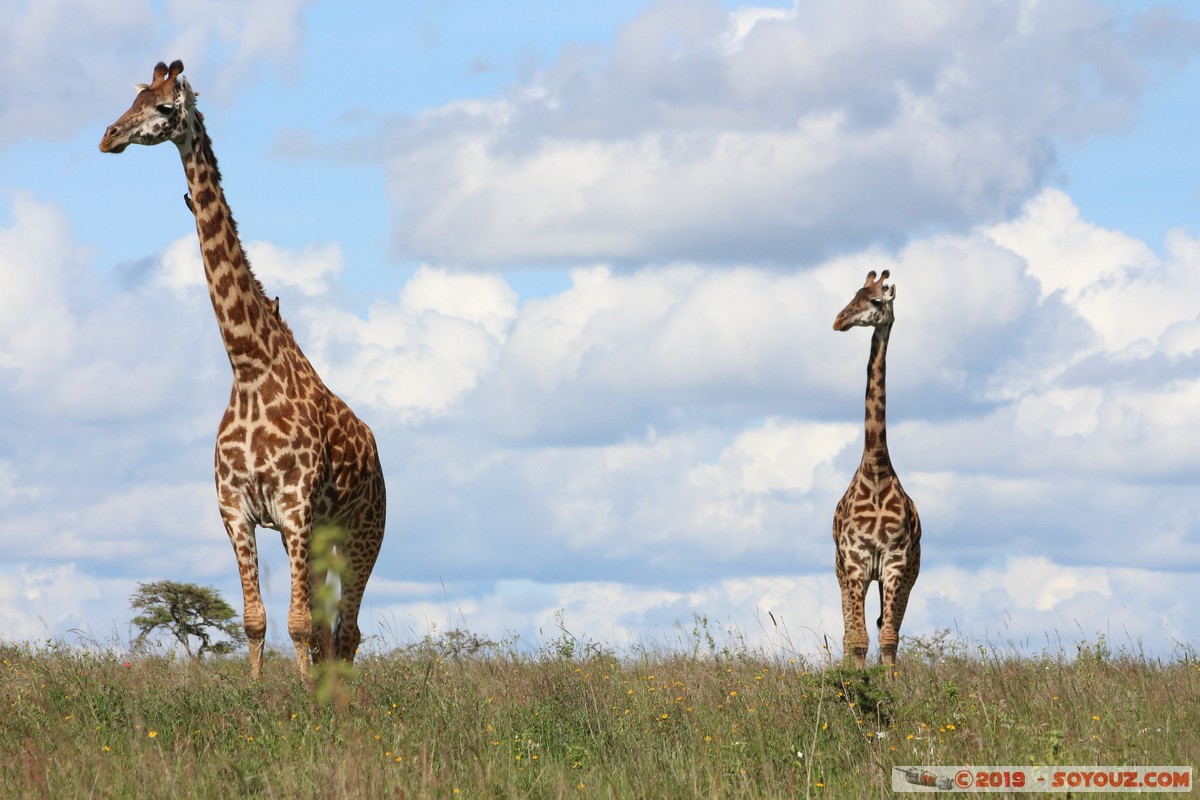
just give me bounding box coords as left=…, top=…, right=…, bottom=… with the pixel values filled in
left=0, top=0, right=312, bottom=149
left=374, top=0, right=1200, bottom=266
left=300, top=266, right=518, bottom=422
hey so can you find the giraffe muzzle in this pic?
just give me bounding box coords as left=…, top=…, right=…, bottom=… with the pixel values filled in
left=99, top=126, right=129, bottom=154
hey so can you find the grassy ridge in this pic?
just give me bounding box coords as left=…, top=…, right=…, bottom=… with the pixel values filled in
left=1, top=630, right=1197, bottom=799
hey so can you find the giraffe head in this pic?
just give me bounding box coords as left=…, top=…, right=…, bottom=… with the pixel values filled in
left=100, top=60, right=194, bottom=154
left=833, top=270, right=895, bottom=331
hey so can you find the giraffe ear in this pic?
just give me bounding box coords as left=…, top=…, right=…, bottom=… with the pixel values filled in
left=134, top=83, right=150, bottom=93
left=884, top=284, right=896, bottom=300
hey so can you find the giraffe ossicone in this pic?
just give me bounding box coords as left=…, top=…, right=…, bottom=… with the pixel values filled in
left=101, top=60, right=387, bottom=680
left=831, top=269, right=921, bottom=669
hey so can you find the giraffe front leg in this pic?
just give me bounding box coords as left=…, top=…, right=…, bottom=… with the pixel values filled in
left=880, top=554, right=920, bottom=668
left=308, top=562, right=333, bottom=666
left=878, top=579, right=906, bottom=667
left=280, top=519, right=316, bottom=677
left=878, top=623, right=898, bottom=667
left=838, top=570, right=870, bottom=669
left=223, top=517, right=266, bottom=679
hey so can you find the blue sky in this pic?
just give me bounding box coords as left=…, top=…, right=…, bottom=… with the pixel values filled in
left=2, top=0, right=1199, bottom=661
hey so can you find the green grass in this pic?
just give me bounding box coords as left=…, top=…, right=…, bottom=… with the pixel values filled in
left=1, top=628, right=1196, bottom=799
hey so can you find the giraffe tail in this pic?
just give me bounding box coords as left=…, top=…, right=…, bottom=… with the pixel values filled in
left=876, top=581, right=884, bottom=630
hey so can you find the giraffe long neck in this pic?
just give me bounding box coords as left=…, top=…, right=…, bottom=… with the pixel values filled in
left=860, top=323, right=894, bottom=477
left=177, top=110, right=282, bottom=383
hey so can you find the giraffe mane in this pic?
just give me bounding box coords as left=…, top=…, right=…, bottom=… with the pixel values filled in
left=171, top=76, right=286, bottom=337
left=191, top=123, right=285, bottom=334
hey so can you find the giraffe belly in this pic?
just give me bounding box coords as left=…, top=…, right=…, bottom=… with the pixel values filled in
left=215, top=376, right=383, bottom=535
left=836, top=531, right=887, bottom=583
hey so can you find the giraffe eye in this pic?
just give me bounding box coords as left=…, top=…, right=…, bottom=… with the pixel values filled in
left=870, top=298, right=884, bottom=308
left=157, top=104, right=175, bottom=115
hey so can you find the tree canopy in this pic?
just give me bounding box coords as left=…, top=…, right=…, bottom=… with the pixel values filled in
left=130, top=581, right=245, bottom=659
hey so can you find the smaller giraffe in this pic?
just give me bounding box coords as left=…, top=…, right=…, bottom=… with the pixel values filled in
left=831, top=270, right=921, bottom=669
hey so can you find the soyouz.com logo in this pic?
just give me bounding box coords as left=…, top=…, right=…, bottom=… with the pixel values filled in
left=893, top=766, right=1193, bottom=793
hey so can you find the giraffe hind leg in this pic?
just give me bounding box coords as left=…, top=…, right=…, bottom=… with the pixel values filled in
left=332, top=510, right=385, bottom=662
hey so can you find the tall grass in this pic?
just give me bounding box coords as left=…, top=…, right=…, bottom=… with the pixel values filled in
left=1, top=625, right=1196, bottom=799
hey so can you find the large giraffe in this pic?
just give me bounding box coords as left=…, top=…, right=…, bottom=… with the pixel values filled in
left=101, top=61, right=386, bottom=679
left=831, top=270, right=920, bottom=669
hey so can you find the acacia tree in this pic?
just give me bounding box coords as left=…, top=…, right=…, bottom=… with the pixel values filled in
left=130, top=581, right=246, bottom=659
